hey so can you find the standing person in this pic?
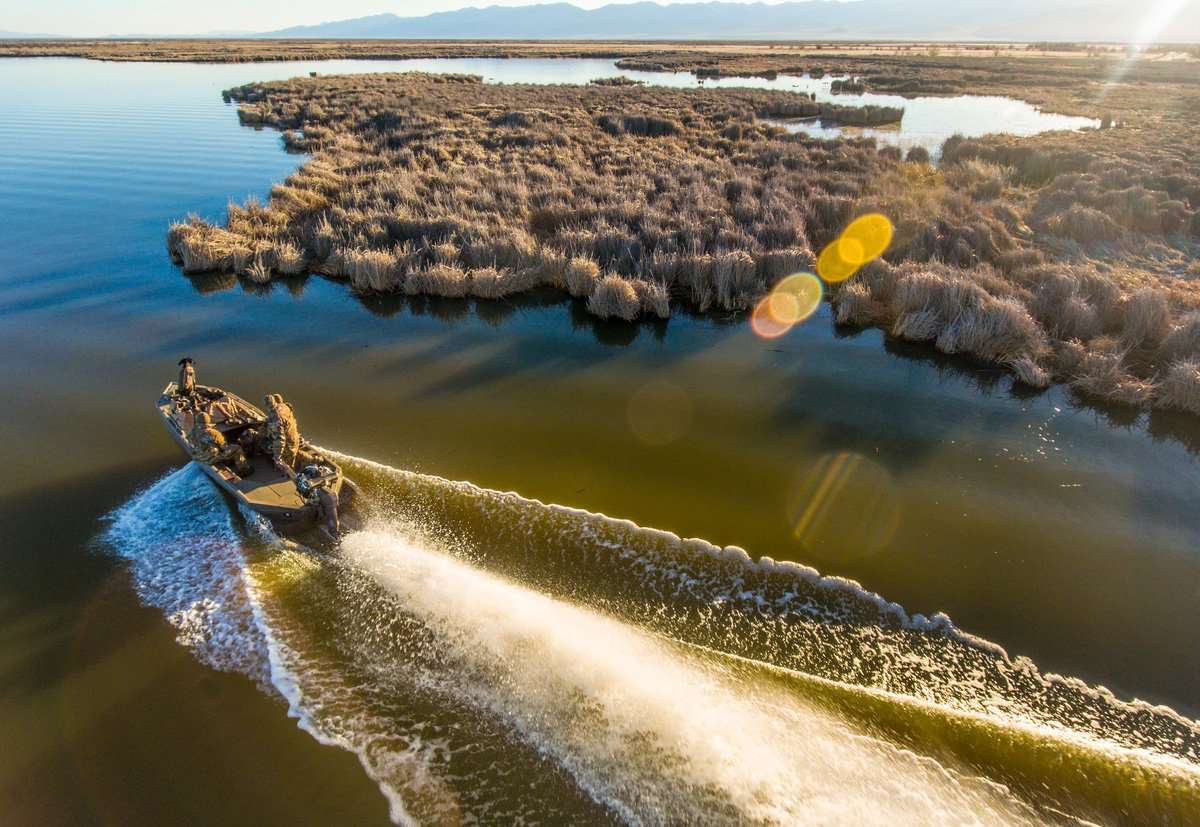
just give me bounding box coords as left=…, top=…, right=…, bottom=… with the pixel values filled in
left=177, top=357, right=196, bottom=398
left=264, top=393, right=301, bottom=471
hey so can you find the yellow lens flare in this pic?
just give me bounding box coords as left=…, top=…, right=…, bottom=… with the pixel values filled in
left=816, top=212, right=894, bottom=284
left=752, top=272, right=823, bottom=339
left=837, top=237, right=867, bottom=266
left=816, top=240, right=860, bottom=283
left=844, top=212, right=893, bottom=260
left=767, top=273, right=823, bottom=324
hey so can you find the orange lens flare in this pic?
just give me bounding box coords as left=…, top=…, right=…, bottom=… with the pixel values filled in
left=751, top=296, right=793, bottom=339
left=752, top=272, right=823, bottom=339
left=816, top=212, right=894, bottom=284
left=767, top=290, right=802, bottom=323
left=768, top=273, right=823, bottom=324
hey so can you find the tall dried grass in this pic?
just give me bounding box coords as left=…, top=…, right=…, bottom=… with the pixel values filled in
left=177, top=74, right=923, bottom=323
left=588, top=274, right=641, bottom=321
left=1158, top=359, right=1200, bottom=414
left=168, top=70, right=1200, bottom=414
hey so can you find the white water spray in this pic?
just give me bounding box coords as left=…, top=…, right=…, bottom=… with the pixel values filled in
left=102, top=465, right=270, bottom=686
left=101, top=459, right=1199, bottom=825
left=342, top=524, right=1036, bottom=826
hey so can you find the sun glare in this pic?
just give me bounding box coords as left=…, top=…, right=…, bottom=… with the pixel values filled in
left=816, top=213, right=893, bottom=283
left=752, top=272, right=823, bottom=338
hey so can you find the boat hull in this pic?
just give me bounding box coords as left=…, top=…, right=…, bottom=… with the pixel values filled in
left=156, top=382, right=353, bottom=531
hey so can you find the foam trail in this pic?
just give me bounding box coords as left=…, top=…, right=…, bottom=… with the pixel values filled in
left=242, top=565, right=424, bottom=827
left=100, top=456, right=1200, bottom=825
left=101, top=467, right=456, bottom=825
left=341, top=524, right=1038, bottom=826
left=327, top=449, right=1200, bottom=768
left=101, top=465, right=270, bottom=687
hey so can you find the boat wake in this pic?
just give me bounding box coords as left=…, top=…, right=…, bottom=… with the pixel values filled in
left=102, top=464, right=271, bottom=688
left=99, top=457, right=1200, bottom=825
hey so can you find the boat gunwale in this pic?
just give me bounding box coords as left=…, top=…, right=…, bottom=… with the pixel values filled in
left=155, top=381, right=319, bottom=524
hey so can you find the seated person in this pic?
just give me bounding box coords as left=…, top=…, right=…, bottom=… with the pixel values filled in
left=191, top=412, right=252, bottom=476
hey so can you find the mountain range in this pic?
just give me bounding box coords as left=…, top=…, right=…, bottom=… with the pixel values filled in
left=3, top=1, right=1198, bottom=42
left=0, top=30, right=58, bottom=39
left=261, top=1, right=1200, bottom=42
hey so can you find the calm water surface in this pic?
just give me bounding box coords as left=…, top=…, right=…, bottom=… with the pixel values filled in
left=385, top=56, right=1099, bottom=152
left=0, top=58, right=1196, bottom=825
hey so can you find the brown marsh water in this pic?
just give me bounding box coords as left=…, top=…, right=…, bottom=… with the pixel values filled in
left=1, top=57, right=1197, bottom=825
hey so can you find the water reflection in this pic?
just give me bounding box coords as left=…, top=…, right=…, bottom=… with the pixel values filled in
left=788, top=451, right=901, bottom=562
left=186, top=271, right=238, bottom=296
left=882, top=336, right=1013, bottom=396
left=1067, top=387, right=1145, bottom=430
left=569, top=297, right=671, bottom=346
left=473, top=297, right=518, bottom=328
left=1148, top=408, right=1200, bottom=456
left=175, top=267, right=1200, bottom=460
left=4, top=56, right=1200, bottom=723
left=281, top=274, right=309, bottom=298
left=760, top=78, right=1098, bottom=157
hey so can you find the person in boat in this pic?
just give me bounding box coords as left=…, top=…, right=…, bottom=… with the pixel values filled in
left=264, top=393, right=301, bottom=471
left=177, top=357, right=196, bottom=399
left=191, top=411, right=252, bottom=476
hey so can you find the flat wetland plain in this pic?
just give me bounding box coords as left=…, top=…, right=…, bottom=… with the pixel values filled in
left=2, top=42, right=1200, bottom=826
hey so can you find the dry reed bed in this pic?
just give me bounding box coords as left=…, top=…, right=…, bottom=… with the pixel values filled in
left=173, top=72, right=902, bottom=322
left=832, top=113, right=1200, bottom=411
left=168, top=71, right=1200, bottom=414
left=0, top=39, right=637, bottom=64
left=614, top=51, right=1200, bottom=117
left=3, top=38, right=1195, bottom=117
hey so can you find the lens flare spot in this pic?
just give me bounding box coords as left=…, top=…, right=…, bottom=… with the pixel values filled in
left=843, top=213, right=894, bottom=261
left=788, top=452, right=900, bottom=560
left=767, top=291, right=801, bottom=323
left=816, top=213, right=894, bottom=284
left=627, top=381, right=693, bottom=446
left=767, top=273, right=823, bottom=325
left=751, top=296, right=794, bottom=339
left=838, top=237, right=867, bottom=266
left=816, top=240, right=860, bottom=283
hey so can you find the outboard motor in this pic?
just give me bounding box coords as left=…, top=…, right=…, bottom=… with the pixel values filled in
left=296, top=462, right=341, bottom=496
left=296, top=462, right=343, bottom=536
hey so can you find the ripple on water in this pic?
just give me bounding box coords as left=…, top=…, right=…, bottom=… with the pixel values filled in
left=99, top=456, right=1200, bottom=825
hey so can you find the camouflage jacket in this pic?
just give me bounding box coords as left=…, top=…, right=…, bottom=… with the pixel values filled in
left=267, top=404, right=300, bottom=466
left=192, top=425, right=226, bottom=464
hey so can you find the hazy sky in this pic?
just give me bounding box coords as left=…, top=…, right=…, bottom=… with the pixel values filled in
left=5, top=0, right=730, bottom=37
left=3, top=0, right=1191, bottom=39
